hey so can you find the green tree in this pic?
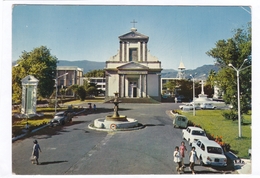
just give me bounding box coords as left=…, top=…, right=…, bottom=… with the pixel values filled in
left=84, top=69, right=105, bottom=77
left=67, top=84, right=79, bottom=99
left=163, top=80, right=176, bottom=95
left=206, top=23, right=251, bottom=115
left=12, top=46, right=57, bottom=103
left=77, top=86, right=87, bottom=101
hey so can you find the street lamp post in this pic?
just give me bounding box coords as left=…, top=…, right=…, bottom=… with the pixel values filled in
left=228, top=59, right=250, bottom=138
left=55, top=73, right=68, bottom=114
left=190, top=74, right=196, bottom=116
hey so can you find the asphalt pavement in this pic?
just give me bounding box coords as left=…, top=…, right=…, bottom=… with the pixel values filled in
left=11, top=103, right=251, bottom=175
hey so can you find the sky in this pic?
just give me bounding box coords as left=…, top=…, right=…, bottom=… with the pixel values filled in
left=11, top=5, right=251, bottom=70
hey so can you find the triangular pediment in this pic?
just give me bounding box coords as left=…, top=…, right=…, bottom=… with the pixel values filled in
left=21, top=75, right=39, bottom=84
left=117, top=62, right=149, bottom=70
left=119, top=31, right=149, bottom=41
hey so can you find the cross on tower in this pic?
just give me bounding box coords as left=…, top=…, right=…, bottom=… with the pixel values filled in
left=131, top=19, right=137, bottom=28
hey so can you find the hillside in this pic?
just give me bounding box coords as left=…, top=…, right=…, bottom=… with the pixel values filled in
left=57, top=60, right=105, bottom=73
left=12, top=60, right=219, bottom=77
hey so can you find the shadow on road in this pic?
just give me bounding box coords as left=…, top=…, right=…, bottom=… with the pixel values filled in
left=39, top=160, right=68, bottom=165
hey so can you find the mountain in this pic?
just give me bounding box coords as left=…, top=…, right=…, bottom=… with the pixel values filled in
left=13, top=59, right=219, bottom=77
left=161, top=64, right=219, bottom=79
left=57, top=60, right=105, bottom=73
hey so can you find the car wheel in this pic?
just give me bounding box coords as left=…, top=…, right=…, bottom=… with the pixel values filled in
left=199, top=157, right=205, bottom=166
left=189, top=140, right=192, bottom=146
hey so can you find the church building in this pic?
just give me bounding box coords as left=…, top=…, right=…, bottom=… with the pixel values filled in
left=105, top=25, right=162, bottom=101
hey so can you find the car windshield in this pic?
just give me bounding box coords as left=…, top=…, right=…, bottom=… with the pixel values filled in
left=207, top=146, right=223, bottom=154
left=191, top=130, right=206, bottom=136
left=55, top=113, right=65, bottom=117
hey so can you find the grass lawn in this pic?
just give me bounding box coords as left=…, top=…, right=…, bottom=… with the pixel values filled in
left=179, top=109, right=251, bottom=158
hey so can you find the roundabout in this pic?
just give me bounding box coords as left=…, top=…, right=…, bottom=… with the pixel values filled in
left=88, top=92, right=144, bottom=131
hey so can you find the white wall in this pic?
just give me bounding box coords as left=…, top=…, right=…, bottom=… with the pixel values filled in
left=107, top=74, right=119, bottom=96
left=147, top=74, right=159, bottom=96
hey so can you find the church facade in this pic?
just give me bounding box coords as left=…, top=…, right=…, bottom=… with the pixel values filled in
left=105, top=27, right=162, bottom=101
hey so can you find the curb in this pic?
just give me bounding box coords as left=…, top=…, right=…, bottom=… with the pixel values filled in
left=87, top=123, right=145, bottom=132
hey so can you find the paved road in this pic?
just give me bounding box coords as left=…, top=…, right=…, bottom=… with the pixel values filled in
left=12, top=103, right=225, bottom=175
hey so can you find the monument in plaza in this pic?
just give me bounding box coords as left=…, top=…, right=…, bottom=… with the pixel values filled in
left=90, top=92, right=141, bottom=131
left=193, top=79, right=211, bottom=103
left=21, top=75, right=39, bottom=118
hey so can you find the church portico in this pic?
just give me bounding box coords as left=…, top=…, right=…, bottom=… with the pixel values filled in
left=105, top=23, right=162, bottom=101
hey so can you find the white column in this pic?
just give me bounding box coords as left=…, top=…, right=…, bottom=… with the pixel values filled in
left=143, top=74, right=147, bottom=97
left=126, top=42, right=129, bottom=61
left=122, top=42, right=125, bottom=61
left=143, top=42, right=145, bottom=62
left=138, top=42, right=141, bottom=62
left=139, top=75, right=142, bottom=97
left=125, top=77, right=129, bottom=97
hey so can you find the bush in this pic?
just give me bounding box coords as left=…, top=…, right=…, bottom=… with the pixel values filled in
left=222, top=110, right=238, bottom=121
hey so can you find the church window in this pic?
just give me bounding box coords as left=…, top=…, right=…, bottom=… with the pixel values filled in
left=129, top=48, right=138, bottom=61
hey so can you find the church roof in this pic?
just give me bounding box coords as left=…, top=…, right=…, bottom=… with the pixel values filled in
left=119, top=28, right=149, bottom=42
left=117, top=61, right=149, bottom=70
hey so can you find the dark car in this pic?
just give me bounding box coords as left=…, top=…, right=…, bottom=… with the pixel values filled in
left=50, top=111, right=73, bottom=126
left=224, top=151, right=245, bottom=170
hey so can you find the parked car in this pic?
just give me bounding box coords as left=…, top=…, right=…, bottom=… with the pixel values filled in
left=179, top=103, right=200, bottom=110
left=200, top=103, right=216, bottom=110
left=172, top=115, right=188, bottom=128
left=182, top=126, right=208, bottom=146
left=224, top=151, right=245, bottom=170
left=50, top=110, right=73, bottom=126
left=192, top=139, right=227, bottom=167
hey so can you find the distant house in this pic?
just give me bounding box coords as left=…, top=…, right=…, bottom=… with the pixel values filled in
left=56, top=66, right=83, bottom=96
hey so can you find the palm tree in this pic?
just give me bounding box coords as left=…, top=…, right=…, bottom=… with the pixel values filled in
left=67, top=84, right=79, bottom=99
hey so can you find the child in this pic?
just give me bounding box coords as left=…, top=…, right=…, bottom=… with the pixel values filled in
left=173, top=146, right=182, bottom=174
left=179, top=141, right=187, bottom=170
left=189, top=146, right=198, bottom=174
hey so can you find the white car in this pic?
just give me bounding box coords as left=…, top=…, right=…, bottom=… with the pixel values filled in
left=200, top=103, right=216, bottom=110
left=192, top=139, right=227, bottom=167
left=182, top=126, right=208, bottom=146
left=179, top=103, right=200, bottom=110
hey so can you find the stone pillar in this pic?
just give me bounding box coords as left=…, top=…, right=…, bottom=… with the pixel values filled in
left=119, top=74, right=122, bottom=97
left=119, top=41, right=122, bottom=61
left=143, top=74, right=147, bottom=97
left=142, top=42, right=145, bottom=62
left=145, top=42, right=147, bottom=61
left=138, top=42, right=141, bottom=62
left=126, top=42, right=129, bottom=61
left=140, top=42, right=143, bottom=61
left=125, top=77, right=129, bottom=97
left=21, top=75, right=39, bottom=116
left=139, top=74, right=142, bottom=97
left=124, top=42, right=127, bottom=62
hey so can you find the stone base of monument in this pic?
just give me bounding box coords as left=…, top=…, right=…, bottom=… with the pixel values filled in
left=89, top=117, right=143, bottom=131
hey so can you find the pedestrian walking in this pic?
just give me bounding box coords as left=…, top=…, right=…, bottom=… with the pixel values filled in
left=31, top=140, right=42, bottom=165
left=189, top=146, right=198, bottom=174
left=173, top=146, right=182, bottom=174
left=179, top=141, right=187, bottom=170
left=93, top=104, right=96, bottom=111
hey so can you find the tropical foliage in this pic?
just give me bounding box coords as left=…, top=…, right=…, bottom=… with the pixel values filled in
left=206, top=23, right=251, bottom=116
left=12, top=46, right=57, bottom=104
